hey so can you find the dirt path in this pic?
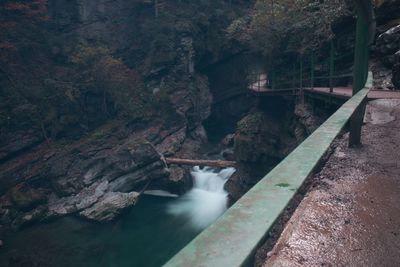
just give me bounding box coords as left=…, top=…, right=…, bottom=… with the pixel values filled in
left=256, top=99, right=400, bottom=267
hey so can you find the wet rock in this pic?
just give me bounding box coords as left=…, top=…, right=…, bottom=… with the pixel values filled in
left=221, top=134, right=235, bottom=147
left=46, top=141, right=170, bottom=221
left=376, top=0, right=400, bottom=24
left=221, top=148, right=235, bottom=161
left=47, top=181, right=108, bottom=217
left=189, top=125, right=208, bottom=144
left=82, top=142, right=163, bottom=186
left=294, top=103, right=326, bottom=135
left=155, top=127, right=187, bottom=155
left=234, top=112, right=286, bottom=162
left=392, top=63, right=400, bottom=89
left=9, top=185, right=47, bottom=211
left=79, top=191, right=139, bottom=222
left=375, top=25, right=400, bottom=90
left=12, top=205, right=48, bottom=229
left=0, top=130, right=43, bottom=163
left=375, top=25, right=400, bottom=61
left=371, top=59, right=396, bottom=89
left=50, top=141, right=167, bottom=197
left=228, top=101, right=326, bottom=200
left=161, top=165, right=192, bottom=194
left=108, top=161, right=169, bottom=192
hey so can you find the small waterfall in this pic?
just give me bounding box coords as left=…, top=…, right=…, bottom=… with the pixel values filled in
left=167, top=166, right=236, bottom=230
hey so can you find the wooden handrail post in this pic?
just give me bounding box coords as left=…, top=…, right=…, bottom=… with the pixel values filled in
left=329, top=40, right=335, bottom=93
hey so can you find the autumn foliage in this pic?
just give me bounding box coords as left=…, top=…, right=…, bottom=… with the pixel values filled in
left=0, top=1, right=153, bottom=141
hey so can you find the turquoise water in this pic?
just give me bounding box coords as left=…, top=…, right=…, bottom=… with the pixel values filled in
left=0, top=196, right=200, bottom=267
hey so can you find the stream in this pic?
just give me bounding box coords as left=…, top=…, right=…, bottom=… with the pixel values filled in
left=0, top=167, right=235, bottom=267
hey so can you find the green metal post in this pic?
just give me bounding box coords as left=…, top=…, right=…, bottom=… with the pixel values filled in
left=299, top=56, right=304, bottom=104
left=352, top=5, right=370, bottom=94
left=271, top=70, right=275, bottom=90
left=310, top=52, right=315, bottom=90
left=349, top=0, right=372, bottom=147
left=292, top=63, right=296, bottom=91
left=299, top=57, right=303, bottom=90
left=329, top=40, right=335, bottom=93
left=292, top=63, right=297, bottom=95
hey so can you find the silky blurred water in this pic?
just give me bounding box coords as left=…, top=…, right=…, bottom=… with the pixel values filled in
left=0, top=167, right=235, bottom=267
left=167, top=166, right=235, bottom=230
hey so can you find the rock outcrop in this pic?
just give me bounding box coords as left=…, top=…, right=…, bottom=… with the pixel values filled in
left=225, top=99, right=327, bottom=201
left=375, top=25, right=400, bottom=68
left=374, top=25, right=400, bottom=89
left=0, top=140, right=171, bottom=228
left=79, top=191, right=139, bottom=222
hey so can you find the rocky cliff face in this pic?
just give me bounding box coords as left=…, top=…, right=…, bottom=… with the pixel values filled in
left=224, top=97, right=328, bottom=201
left=371, top=0, right=400, bottom=89
left=374, top=25, right=400, bottom=89
left=0, top=0, right=253, bottom=233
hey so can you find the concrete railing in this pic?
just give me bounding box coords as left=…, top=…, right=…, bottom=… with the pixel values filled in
left=164, top=73, right=372, bottom=267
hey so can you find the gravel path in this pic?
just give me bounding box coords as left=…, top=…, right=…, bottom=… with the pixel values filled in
left=256, top=99, right=400, bottom=267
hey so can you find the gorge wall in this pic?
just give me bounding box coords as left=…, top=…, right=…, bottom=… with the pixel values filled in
left=0, top=0, right=254, bottom=233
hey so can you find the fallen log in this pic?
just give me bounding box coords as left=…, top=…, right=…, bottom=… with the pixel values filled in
left=165, top=158, right=236, bottom=168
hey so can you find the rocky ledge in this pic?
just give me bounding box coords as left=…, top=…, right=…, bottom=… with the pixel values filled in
left=0, top=133, right=172, bottom=230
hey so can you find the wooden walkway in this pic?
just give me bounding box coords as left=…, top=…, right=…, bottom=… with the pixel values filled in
left=249, top=85, right=400, bottom=100
left=305, top=87, right=400, bottom=100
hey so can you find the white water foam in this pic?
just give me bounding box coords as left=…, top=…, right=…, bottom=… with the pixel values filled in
left=167, top=166, right=236, bottom=230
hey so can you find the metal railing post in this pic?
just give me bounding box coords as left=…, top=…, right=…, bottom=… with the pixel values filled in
left=271, top=70, right=275, bottom=90
left=299, top=56, right=304, bottom=104
left=299, top=56, right=303, bottom=90
left=292, top=63, right=296, bottom=94
left=329, top=40, right=334, bottom=93
left=310, top=52, right=314, bottom=90
left=349, top=0, right=374, bottom=147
